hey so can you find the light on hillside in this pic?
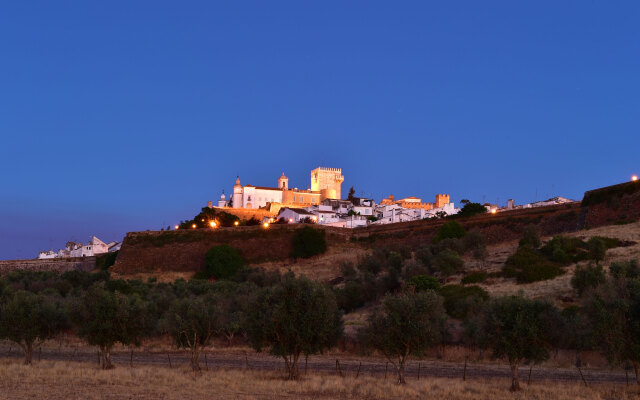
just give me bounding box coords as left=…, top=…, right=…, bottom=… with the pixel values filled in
left=491, top=208, right=497, bottom=214
left=192, top=224, right=197, bottom=229
left=633, top=175, right=638, bottom=182
left=263, top=222, right=270, bottom=228
left=234, top=221, right=239, bottom=226
left=209, top=221, right=217, bottom=228
left=174, top=225, right=179, bottom=230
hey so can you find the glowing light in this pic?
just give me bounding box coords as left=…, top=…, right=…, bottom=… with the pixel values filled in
left=289, top=218, right=293, bottom=223
left=633, top=175, right=639, bottom=182
left=209, top=221, right=217, bottom=228
left=269, top=218, right=274, bottom=223
left=491, top=208, right=497, bottom=214
left=234, top=221, right=239, bottom=226
left=174, top=225, right=179, bottom=230
left=192, top=224, right=197, bottom=229
left=263, top=222, right=270, bottom=228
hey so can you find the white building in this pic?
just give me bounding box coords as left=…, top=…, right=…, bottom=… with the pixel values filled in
left=277, top=207, right=317, bottom=224
left=38, top=236, right=113, bottom=259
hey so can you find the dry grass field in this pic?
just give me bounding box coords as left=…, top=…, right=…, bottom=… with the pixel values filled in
left=0, top=358, right=638, bottom=400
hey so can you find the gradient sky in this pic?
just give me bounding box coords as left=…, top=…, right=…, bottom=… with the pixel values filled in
left=1, top=1, right=639, bottom=259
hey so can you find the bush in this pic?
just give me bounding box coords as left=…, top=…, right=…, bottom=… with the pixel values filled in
left=503, top=246, right=564, bottom=283
left=96, top=251, right=119, bottom=271
left=571, top=263, right=605, bottom=296
left=408, top=275, right=441, bottom=292
left=334, top=281, right=365, bottom=312
left=291, top=226, right=326, bottom=259
left=439, top=284, right=489, bottom=319
left=433, top=221, right=466, bottom=243
left=461, top=271, right=488, bottom=284
left=519, top=225, right=541, bottom=249
left=432, top=249, right=464, bottom=276
left=205, top=244, right=244, bottom=280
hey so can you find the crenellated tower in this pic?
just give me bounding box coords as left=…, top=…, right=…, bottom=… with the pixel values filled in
left=311, top=167, right=344, bottom=200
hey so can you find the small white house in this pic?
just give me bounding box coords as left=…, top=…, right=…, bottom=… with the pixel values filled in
left=277, top=207, right=317, bottom=223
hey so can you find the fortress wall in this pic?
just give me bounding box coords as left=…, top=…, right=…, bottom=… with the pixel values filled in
left=0, top=257, right=96, bottom=275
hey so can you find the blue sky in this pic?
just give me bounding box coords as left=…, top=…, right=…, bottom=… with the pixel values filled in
left=1, top=1, right=638, bottom=259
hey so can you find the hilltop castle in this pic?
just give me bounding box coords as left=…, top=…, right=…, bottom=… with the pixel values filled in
left=218, top=167, right=344, bottom=210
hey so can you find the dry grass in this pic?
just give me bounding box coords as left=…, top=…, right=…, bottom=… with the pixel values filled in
left=0, top=358, right=638, bottom=400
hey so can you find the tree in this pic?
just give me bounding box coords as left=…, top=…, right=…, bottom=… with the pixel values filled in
left=478, top=296, right=560, bottom=391
left=166, top=294, right=220, bottom=371
left=69, top=284, right=151, bottom=369
left=583, top=261, right=640, bottom=384
left=359, top=290, right=446, bottom=384
left=587, top=237, right=608, bottom=262
left=246, top=276, right=343, bottom=380
left=408, top=275, right=441, bottom=292
left=0, top=291, right=67, bottom=364
left=205, top=244, right=244, bottom=279
left=291, top=226, right=327, bottom=259
left=456, top=202, right=487, bottom=218
left=347, top=186, right=355, bottom=202
left=433, top=221, right=466, bottom=243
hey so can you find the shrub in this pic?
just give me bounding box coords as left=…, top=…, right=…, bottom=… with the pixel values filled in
left=461, top=271, right=488, bottom=284
left=519, top=225, right=541, bottom=249
left=571, top=263, right=605, bottom=297
left=503, top=246, right=564, bottom=283
left=433, top=221, right=466, bottom=243
left=432, top=249, right=464, bottom=276
left=334, top=281, right=365, bottom=312
left=439, top=284, right=489, bottom=319
left=291, top=226, right=327, bottom=259
left=205, top=244, right=244, bottom=280
left=408, top=275, right=441, bottom=292
left=96, top=251, right=119, bottom=271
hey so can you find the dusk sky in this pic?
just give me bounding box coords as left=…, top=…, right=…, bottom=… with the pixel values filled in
left=1, top=1, right=639, bottom=259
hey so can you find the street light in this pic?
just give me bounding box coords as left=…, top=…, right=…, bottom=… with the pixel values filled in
left=209, top=221, right=217, bottom=228
left=263, top=222, right=270, bottom=228
left=174, top=225, right=179, bottom=230
left=192, top=224, right=197, bottom=229
left=633, top=175, right=639, bottom=182
left=234, top=221, right=239, bottom=226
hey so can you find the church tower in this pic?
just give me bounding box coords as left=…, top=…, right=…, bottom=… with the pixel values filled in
left=310, top=167, right=344, bottom=200
left=278, top=172, right=289, bottom=190
left=232, top=177, right=243, bottom=208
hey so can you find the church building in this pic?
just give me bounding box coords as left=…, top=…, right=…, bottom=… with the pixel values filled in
left=222, top=167, right=344, bottom=210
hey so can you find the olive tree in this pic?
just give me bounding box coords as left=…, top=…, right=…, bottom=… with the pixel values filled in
left=166, top=294, right=220, bottom=371
left=246, top=276, right=343, bottom=380
left=478, top=295, right=559, bottom=391
left=359, top=290, right=446, bottom=384
left=69, top=284, right=151, bottom=369
left=0, top=290, right=67, bottom=364
left=584, top=260, right=640, bottom=384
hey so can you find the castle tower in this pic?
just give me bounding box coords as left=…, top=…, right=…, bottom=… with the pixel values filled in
left=232, top=177, right=243, bottom=209
left=311, top=167, right=344, bottom=200
left=435, top=194, right=450, bottom=208
left=278, top=172, right=289, bottom=190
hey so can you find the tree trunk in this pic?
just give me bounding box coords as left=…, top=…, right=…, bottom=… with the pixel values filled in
left=22, top=342, right=34, bottom=365
left=634, top=361, right=640, bottom=385
left=397, top=360, right=406, bottom=384
left=510, top=362, right=521, bottom=391
left=191, top=347, right=201, bottom=372
left=291, top=353, right=300, bottom=380
left=101, top=346, right=114, bottom=370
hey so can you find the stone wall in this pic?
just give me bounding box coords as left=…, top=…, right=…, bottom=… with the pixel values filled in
left=0, top=257, right=96, bottom=275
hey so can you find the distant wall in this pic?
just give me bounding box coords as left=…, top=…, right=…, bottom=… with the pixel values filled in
left=0, top=257, right=96, bottom=275
left=112, top=225, right=350, bottom=275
